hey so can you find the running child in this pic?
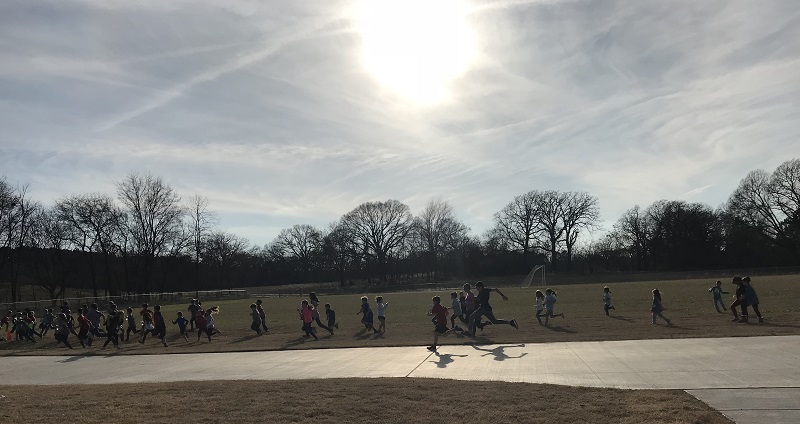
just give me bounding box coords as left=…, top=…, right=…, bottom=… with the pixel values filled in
left=139, top=307, right=156, bottom=344
left=299, top=300, right=318, bottom=341
left=742, top=276, right=764, bottom=323
left=651, top=289, right=672, bottom=325
left=76, top=308, right=90, bottom=348
left=39, top=309, right=55, bottom=337
left=25, top=310, right=42, bottom=338
left=375, top=295, right=389, bottom=333
left=730, top=277, right=747, bottom=322
left=188, top=299, right=201, bottom=330
left=325, top=303, right=337, bottom=330
left=125, top=307, right=139, bottom=341
left=463, top=283, right=477, bottom=321
left=544, top=288, right=564, bottom=325
left=256, top=299, right=269, bottom=333
left=708, top=280, right=728, bottom=313
left=449, top=292, right=464, bottom=331
left=13, top=312, right=36, bottom=342
left=86, top=303, right=106, bottom=347
left=53, top=313, right=78, bottom=349
left=152, top=305, right=168, bottom=347
left=1, top=310, right=12, bottom=341
left=309, top=293, right=333, bottom=335
left=603, top=286, right=615, bottom=316
left=427, top=295, right=450, bottom=352
left=534, top=290, right=546, bottom=325
left=249, top=304, right=263, bottom=336
left=203, top=306, right=219, bottom=342
left=139, top=303, right=153, bottom=332
left=468, top=281, right=518, bottom=335
left=356, top=296, right=378, bottom=333
left=102, top=311, right=124, bottom=349
left=196, top=309, right=208, bottom=341
left=173, top=311, right=189, bottom=341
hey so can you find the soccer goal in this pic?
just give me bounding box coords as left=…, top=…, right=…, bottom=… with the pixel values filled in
left=520, top=265, right=545, bottom=288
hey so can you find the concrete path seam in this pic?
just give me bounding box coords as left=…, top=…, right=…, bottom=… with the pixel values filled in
left=405, top=351, right=435, bottom=378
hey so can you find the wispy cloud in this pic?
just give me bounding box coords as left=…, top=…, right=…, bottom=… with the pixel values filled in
left=1, top=0, right=799, bottom=245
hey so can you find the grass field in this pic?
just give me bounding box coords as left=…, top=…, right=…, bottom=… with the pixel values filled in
left=1, top=275, right=798, bottom=356
left=0, top=378, right=732, bottom=424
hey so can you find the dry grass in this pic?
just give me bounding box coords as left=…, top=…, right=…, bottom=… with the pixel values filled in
left=2, top=275, right=798, bottom=356
left=0, top=378, right=731, bottom=424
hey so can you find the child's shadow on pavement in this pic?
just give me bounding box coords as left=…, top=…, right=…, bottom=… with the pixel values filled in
left=608, top=315, right=636, bottom=323
left=429, top=351, right=467, bottom=368
left=471, top=344, right=528, bottom=361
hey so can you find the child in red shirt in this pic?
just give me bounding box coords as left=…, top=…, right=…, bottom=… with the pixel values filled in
left=428, top=296, right=450, bottom=352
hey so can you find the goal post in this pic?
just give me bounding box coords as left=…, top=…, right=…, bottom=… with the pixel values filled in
left=520, top=265, right=545, bottom=288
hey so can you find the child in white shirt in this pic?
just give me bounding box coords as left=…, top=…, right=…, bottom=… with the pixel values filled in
left=603, top=286, right=615, bottom=316
left=535, top=290, right=545, bottom=325
left=375, top=296, right=389, bottom=333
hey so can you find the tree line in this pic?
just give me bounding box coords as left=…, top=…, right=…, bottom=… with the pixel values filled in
left=1, top=158, right=798, bottom=302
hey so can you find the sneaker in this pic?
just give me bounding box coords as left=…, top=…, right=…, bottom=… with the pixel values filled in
left=334, top=323, right=339, bottom=329
left=758, top=318, right=765, bottom=323
left=731, top=318, right=739, bottom=322
left=427, top=345, right=437, bottom=352
left=510, top=319, right=519, bottom=330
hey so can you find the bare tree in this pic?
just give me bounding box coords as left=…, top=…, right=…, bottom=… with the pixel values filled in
left=1, top=183, right=38, bottom=303
left=201, top=231, right=250, bottom=289
left=728, top=161, right=800, bottom=257
left=0, top=177, right=19, bottom=298
left=321, top=222, right=359, bottom=286
left=560, top=191, right=600, bottom=271
left=340, top=200, right=413, bottom=282
left=187, top=194, right=217, bottom=292
left=613, top=205, right=650, bottom=270
left=414, top=198, right=469, bottom=280
left=270, top=224, right=323, bottom=282
left=28, top=207, right=73, bottom=301
left=116, top=173, right=184, bottom=292
left=771, top=159, right=800, bottom=248
left=534, top=190, right=565, bottom=271
left=493, top=191, right=542, bottom=264
left=56, top=194, right=124, bottom=296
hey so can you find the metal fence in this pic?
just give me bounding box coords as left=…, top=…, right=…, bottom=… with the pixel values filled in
left=0, top=289, right=249, bottom=313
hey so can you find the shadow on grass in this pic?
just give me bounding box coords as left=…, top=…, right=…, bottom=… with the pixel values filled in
left=279, top=337, right=314, bottom=350
left=470, top=344, right=528, bottom=361
left=429, top=351, right=468, bottom=368
left=755, top=322, right=800, bottom=329
left=355, top=328, right=380, bottom=340
left=656, top=323, right=693, bottom=330
left=232, top=334, right=261, bottom=343
left=608, top=315, right=636, bottom=323
left=544, top=325, right=578, bottom=334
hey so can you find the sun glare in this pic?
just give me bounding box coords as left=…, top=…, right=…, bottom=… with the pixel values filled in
left=357, top=0, right=476, bottom=105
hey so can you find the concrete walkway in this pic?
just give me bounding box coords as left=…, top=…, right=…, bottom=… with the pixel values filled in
left=2, top=335, right=799, bottom=423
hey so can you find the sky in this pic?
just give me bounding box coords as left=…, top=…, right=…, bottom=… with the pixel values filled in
left=1, top=0, right=799, bottom=247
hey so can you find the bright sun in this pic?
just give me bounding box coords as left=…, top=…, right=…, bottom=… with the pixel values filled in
left=356, top=0, right=476, bottom=105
